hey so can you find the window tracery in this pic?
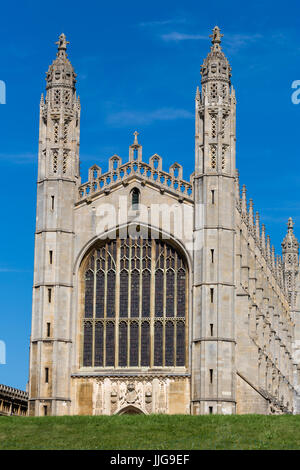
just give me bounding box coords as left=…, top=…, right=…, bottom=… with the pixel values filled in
left=210, top=144, right=217, bottom=169
left=82, top=237, right=187, bottom=368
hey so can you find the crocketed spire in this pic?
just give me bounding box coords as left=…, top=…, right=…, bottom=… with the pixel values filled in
left=282, top=218, right=299, bottom=307
left=282, top=218, right=299, bottom=254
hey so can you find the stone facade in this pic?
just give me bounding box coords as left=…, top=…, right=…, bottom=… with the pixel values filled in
left=0, top=384, right=28, bottom=416
left=72, top=376, right=190, bottom=415
left=28, top=27, right=300, bottom=416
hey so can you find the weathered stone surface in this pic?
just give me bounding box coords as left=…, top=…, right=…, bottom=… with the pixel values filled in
left=28, top=28, right=300, bottom=416
left=0, top=384, right=28, bottom=416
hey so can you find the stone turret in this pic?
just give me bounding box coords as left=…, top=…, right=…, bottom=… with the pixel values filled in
left=29, top=34, right=81, bottom=416
left=193, top=26, right=236, bottom=414
left=281, top=218, right=300, bottom=413
left=282, top=218, right=299, bottom=308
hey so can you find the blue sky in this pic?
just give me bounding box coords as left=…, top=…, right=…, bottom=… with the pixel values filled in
left=0, top=0, right=300, bottom=390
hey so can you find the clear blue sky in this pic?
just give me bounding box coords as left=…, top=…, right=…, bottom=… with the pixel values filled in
left=0, top=0, right=300, bottom=390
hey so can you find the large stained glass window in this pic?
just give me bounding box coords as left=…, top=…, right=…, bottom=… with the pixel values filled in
left=82, top=237, right=187, bottom=368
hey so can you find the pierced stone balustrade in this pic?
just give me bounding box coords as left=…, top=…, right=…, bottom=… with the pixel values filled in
left=78, top=154, right=193, bottom=202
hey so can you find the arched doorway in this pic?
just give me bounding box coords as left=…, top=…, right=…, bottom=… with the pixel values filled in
left=117, top=405, right=145, bottom=415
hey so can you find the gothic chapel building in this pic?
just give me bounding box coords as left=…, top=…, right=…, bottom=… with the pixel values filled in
left=29, top=27, right=300, bottom=416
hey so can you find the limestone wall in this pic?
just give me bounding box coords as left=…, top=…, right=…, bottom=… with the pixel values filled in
left=71, top=376, right=190, bottom=415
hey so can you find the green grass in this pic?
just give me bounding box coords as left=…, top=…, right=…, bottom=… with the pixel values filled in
left=0, top=414, right=300, bottom=450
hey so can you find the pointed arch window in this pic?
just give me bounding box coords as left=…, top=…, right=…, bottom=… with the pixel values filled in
left=82, top=237, right=188, bottom=368
left=131, top=188, right=140, bottom=210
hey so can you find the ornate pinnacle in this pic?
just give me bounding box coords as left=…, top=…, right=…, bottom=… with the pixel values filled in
left=56, top=33, right=69, bottom=52
left=249, top=199, right=254, bottom=226
left=255, top=211, right=260, bottom=240
left=272, top=246, right=276, bottom=269
left=266, top=235, right=271, bottom=259
left=209, top=26, right=223, bottom=48
left=261, top=224, right=266, bottom=252
left=241, top=184, right=247, bottom=215
left=282, top=217, right=299, bottom=254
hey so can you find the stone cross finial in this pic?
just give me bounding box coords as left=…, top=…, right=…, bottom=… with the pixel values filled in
left=133, top=130, right=139, bottom=146
left=56, top=33, right=69, bottom=51
left=288, top=217, right=294, bottom=233
left=209, top=26, right=223, bottom=46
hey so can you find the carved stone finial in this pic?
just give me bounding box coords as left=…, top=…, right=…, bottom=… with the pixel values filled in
left=133, top=130, right=139, bottom=146
left=56, top=33, right=69, bottom=52
left=288, top=217, right=294, bottom=233
left=129, top=131, right=142, bottom=160
left=249, top=199, right=254, bottom=226
left=241, top=184, right=247, bottom=215
left=209, top=26, right=224, bottom=48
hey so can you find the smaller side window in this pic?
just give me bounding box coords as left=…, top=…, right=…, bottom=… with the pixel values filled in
left=132, top=188, right=140, bottom=210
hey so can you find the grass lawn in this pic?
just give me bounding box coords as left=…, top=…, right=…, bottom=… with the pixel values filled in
left=0, top=414, right=300, bottom=450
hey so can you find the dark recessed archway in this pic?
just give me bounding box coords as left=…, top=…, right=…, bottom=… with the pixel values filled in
left=117, top=405, right=145, bottom=415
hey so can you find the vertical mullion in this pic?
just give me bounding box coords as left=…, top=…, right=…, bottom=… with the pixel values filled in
left=138, top=320, right=141, bottom=368
left=163, top=244, right=166, bottom=366
left=81, top=321, right=85, bottom=367
left=103, top=323, right=106, bottom=368
left=174, top=253, right=178, bottom=366
left=163, top=244, right=167, bottom=316
left=127, top=239, right=132, bottom=367
left=81, top=259, right=87, bottom=367
left=104, top=244, right=107, bottom=319
left=174, top=321, right=177, bottom=367
left=115, top=239, right=120, bottom=367
left=138, top=238, right=143, bottom=367
left=103, top=245, right=108, bottom=366
left=185, top=261, right=188, bottom=368
left=92, top=251, right=96, bottom=367
left=150, top=239, right=155, bottom=367
left=174, top=252, right=178, bottom=318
